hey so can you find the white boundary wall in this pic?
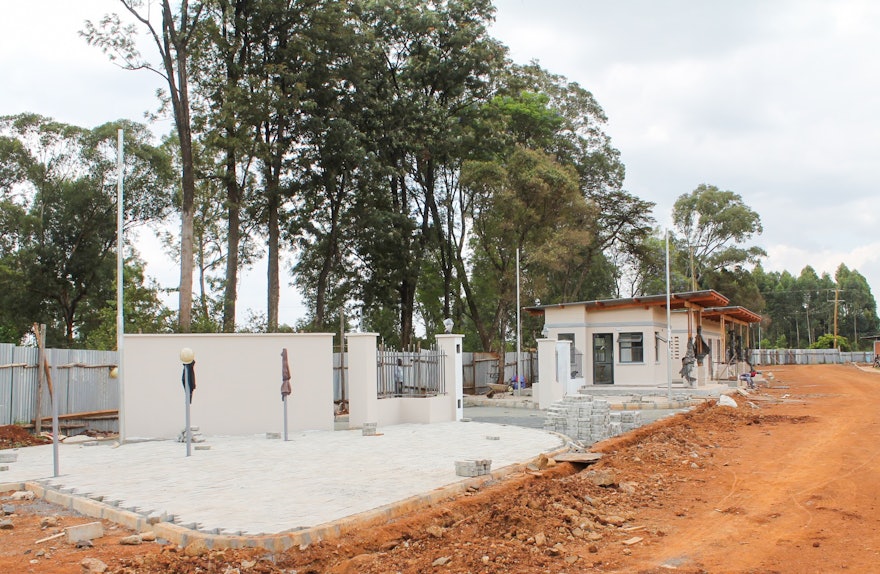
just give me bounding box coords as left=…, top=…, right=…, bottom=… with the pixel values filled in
left=347, top=333, right=464, bottom=428
left=122, top=333, right=334, bottom=440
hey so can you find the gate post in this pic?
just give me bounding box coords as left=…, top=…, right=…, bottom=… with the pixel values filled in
left=346, top=333, right=379, bottom=428
left=436, top=334, right=464, bottom=421
left=536, top=338, right=564, bottom=409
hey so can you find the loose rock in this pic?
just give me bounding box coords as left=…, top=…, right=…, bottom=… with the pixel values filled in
left=534, top=532, right=547, bottom=546
left=81, top=557, right=108, bottom=573
left=119, top=534, right=143, bottom=545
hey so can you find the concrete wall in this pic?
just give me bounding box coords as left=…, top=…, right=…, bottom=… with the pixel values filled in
left=122, top=333, right=335, bottom=440
left=345, top=333, right=464, bottom=429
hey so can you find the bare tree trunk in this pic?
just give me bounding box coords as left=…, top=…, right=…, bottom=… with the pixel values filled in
left=222, top=142, right=240, bottom=332
left=267, top=191, right=279, bottom=331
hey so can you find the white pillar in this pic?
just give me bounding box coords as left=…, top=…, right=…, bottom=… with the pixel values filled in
left=436, top=334, right=464, bottom=421
left=556, top=340, right=572, bottom=397
left=346, top=333, right=378, bottom=428
left=536, top=338, right=564, bottom=409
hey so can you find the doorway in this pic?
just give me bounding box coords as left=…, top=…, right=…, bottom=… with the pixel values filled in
left=593, top=333, right=614, bottom=384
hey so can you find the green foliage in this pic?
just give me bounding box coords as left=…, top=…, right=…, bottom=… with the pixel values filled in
left=0, top=114, right=174, bottom=347
left=810, top=333, right=851, bottom=352
left=82, top=256, right=176, bottom=350
left=672, top=184, right=765, bottom=289
left=65, top=0, right=877, bottom=356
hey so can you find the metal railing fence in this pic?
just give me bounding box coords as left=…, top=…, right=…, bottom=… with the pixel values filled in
left=377, top=348, right=446, bottom=398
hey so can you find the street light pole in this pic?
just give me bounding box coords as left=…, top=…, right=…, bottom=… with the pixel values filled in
left=515, top=247, right=521, bottom=396
left=666, top=230, right=673, bottom=401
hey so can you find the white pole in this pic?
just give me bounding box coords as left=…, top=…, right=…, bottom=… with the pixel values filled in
left=116, top=129, right=125, bottom=443
left=283, top=396, right=289, bottom=441
left=50, top=349, right=60, bottom=477
left=665, top=230, right=673, bottom=401
left=515, top=247, right=521, bottom=396
left=184, top=369, right=192, bottom=457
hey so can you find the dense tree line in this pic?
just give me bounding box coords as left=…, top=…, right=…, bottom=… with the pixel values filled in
left=1, top=0, right=877, bottom=352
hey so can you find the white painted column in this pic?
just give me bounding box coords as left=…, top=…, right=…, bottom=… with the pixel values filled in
left=556, top=340, right=572, bottom=398
left=536, top=338, right=561, bottom=409
left=346, top=333, right=379, bottom=428
left=436, top=334, right=464, bottom=421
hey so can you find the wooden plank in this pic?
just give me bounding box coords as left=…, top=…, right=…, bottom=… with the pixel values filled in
left=31, top=409, right=118, bottom=424
left=553, top=452, right=603, bottom=464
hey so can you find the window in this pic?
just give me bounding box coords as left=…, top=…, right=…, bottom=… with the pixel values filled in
left=619, top=332, right=644, bottom=363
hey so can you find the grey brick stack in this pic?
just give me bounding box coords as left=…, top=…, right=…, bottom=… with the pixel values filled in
left=543, top=395, right=611, bottom=443
left=455, top=459, right=492, bottom=477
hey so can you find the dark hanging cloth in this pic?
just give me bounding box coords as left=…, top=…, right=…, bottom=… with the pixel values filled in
left=182, top=361, right=196, bottom=403
left=695, top=325, right=710, bottom=365
left=281, top=348, right=292, bottom=401
left=679, top=338, right=696, bottom=385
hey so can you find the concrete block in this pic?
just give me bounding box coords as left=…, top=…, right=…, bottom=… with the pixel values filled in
left=455, top=459, right=492, bottom=477
left=66, top=521, right=104, bottom=543
left=0, top=453, right=18, bottom=463
left=71, top=496, right=107, bottom=518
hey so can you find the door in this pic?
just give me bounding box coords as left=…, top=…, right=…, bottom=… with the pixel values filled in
left=593, top=333, right=614, bottom=384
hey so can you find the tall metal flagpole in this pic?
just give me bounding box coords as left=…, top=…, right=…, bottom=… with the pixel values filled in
left=666, top=230, right=673, bottom=401
left=515, top=248, right=521, bottom=396
left=116, top=129, right=125, bottom=443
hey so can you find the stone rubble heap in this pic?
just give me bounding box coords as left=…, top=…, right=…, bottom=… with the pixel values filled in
left=544, top=395, right=642, bottom=444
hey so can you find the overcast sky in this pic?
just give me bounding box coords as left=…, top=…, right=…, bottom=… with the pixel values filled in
left=2, top=1, right=879, bottom=324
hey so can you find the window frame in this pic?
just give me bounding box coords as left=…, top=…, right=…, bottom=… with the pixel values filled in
left=618, top=332, right=645, bottom=364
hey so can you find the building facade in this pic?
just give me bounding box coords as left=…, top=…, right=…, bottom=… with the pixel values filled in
left=527, top=290, right=761, bottom=388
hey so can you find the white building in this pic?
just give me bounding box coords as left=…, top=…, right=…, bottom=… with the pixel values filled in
left=526, top=290, right=761, bottom=389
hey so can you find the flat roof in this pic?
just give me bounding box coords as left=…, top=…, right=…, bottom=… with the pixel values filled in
left=701, top=306, right=762, bottom=324
left=525, top=290, right=761, bottom=323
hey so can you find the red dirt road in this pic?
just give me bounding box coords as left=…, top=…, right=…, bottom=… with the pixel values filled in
left=2, top=364, right=880, bottom=573
left=622, top=364, right=880, bottom=573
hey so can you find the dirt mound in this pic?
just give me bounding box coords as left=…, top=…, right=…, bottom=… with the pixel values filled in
left=0, top=424, right=50, bottom=449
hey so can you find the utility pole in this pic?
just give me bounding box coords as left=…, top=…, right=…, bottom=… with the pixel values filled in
left=833, top=288, right=841, bottom=350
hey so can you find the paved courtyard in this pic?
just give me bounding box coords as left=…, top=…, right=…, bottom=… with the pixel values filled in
left=1, top=420, right=564, bottom=537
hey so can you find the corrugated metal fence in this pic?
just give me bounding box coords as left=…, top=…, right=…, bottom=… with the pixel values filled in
left=462, top=351, right=537, bottom=394
left=750, top=348, right=874, bottom=365
left=0, top=343, right=118, bottom=433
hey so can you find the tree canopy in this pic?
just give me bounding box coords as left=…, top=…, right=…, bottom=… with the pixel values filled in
left=2, top=0, right=867, bottom=353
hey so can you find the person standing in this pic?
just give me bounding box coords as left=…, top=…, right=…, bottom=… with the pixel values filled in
left=394, top=358, right=404, bottom=396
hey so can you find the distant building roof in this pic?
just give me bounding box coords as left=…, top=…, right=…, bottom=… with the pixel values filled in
left=525, top=290, right=761, bottom=324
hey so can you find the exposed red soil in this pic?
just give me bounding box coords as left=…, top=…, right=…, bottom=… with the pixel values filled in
left=2, top=364, right=879, bottom=573
left=0, top=425, right=51, bottom=449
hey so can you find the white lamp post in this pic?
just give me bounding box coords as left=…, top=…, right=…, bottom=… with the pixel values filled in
left=180, top=347, right=195, bottom=457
